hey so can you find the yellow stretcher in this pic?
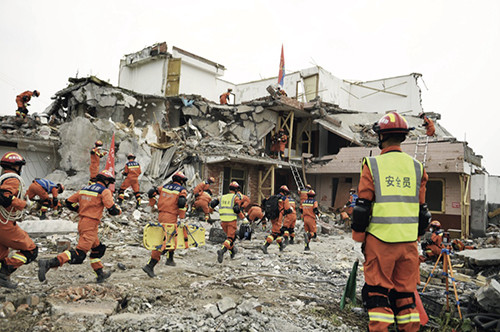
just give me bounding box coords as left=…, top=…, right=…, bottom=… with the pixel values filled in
left=143, top=222, right=205, bottom=251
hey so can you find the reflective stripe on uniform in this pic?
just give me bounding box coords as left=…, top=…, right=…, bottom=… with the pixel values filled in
left=368, top=311, right=395, bottom=323
left=80, top=190, right=98, bottom=197
left=12, top=253, right=27, bottom=263
left=161, top=188, right=180, bottom=195
left=219, top=193, right=237, bottom=222
left=64, top=250, right=71, bottom=260
left=90, top=258, right=101, bottom=264
left=396, top=312, right=420, bottom=324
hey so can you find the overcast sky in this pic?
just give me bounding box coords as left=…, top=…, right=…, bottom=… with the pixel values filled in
left=1, top=1, right=499, bottom=174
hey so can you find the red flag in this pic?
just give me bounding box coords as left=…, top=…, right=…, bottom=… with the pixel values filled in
left=278, top=44, right=285, bottom=87
left=104, top=132, right=116, bottom=192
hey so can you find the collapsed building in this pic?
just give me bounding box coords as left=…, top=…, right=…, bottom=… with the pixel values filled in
left=1, top=41, right=498, bottom=240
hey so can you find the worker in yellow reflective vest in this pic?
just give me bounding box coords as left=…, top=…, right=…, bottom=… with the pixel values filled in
left=351, top=112, right=431, bottom=332
left=217, top=181, right=246, bottom=263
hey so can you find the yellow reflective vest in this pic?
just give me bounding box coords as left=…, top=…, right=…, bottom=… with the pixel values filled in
left=219, top=193, right=239, bottom=222
left=365, top=151, right=423, bottom=243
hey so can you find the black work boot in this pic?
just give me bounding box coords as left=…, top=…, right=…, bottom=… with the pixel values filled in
left=278, top=241, right=286, bottom=252
left=95, top=268, right=112, bottom=283
left=283, top=237, right=289, bottom=245
left=217, top=247, right=228, bottom=263
left=38, top=258, right=60, bottom=282
left=304, top=243, right=310, bottom=251
left=303, top=232, right=310, bottom=246
left=117, top=198, right=123, bottom=206
left=136, top=199, right=141, bottom=209
left=0, top=264, right=17, bottom=289
left=39, top=211, right=47, bottom=220
left=261, top=242, right=270, bottom=254
left=142, top=259, right=158, bottom=278
left=165, top=251, right=176, bottom=266
left=230, top=246, right=238, bottom=259
left=289, top=236, right=295, bottom=245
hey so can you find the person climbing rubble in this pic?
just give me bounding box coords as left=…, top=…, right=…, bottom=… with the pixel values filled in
left=0, top=152, right=39, bottom=289
left=117, top=153, right=142, bottom=208
left=143, top=171, right=188, bottom=276
left=270, top=131, right=279, bottom=158
left=217, top=181, right=246, bottom=263
left=420, top=220, right=445, bottom=262
left=26, top=178, right=64, bottom=220
left=89, top=140, right=108, bottom=181
left=277, top=128, right=288, bottom=160
left=191, top=177, right=215, bottom=213
left=219, top=88, right=233, bottom=105
left=192, top=189, right=219, bottom=223
left=299, top=184, right=312, bottom=205
left=282, top=192, right=297, bottom=245
left=419, top=112, right=435, bottom=137
left=38, top=169, right=121, bottom=284
left=261, top=185, right=292, bottom=254
left=351, top=111, right=430, bottom=332
left=238, top=191, right=251, bottom=213
left=15, top=90, right=39, bottom=119
left=247, top=204, right=266, bottom=230
left=300, top=190, right=320, bottom=251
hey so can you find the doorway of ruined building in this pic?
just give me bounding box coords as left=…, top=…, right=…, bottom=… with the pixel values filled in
left=331, top=178, right=339, bottom=208
left=223, top=167, right=247, bottom=195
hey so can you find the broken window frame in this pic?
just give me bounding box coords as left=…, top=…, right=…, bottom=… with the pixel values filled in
left=223, top=167, right=247, bottom=195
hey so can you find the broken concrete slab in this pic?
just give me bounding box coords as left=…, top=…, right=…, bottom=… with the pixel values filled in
left=49, top=300, right=116, bottom=317
left=217, top=297, right=237, bottom=314
left=204, top=303, right=221, bottom=319
left=455, top=248, right=500, bottom=266
left=476, top=279, right=500, bottom=314
left=236, top=105, right=254, bottom=114
left=182, top=106, right=200, bottom=117
left=108, top=313, right=156, bottom=323
left=18, top=219, right=77, bottom=236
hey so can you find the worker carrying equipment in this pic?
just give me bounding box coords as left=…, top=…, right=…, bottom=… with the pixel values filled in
left=15, top=90, right=39, bottom=118
left=0, top=152, right=38, bottom=289
left=89, top=140, right=108, bottom=181
left=352, top=112, right=430, bottom=331
left=261, top=185, right=291, bottom=254
left=143, top=171, right=188, bottom=277
left=26, top=179, right=64, bottom=220
left=117, top=153, right=142, bottom=208
left=216, top=181, right=245, bottom=263
left=38, top=169, right=121, bottom=284
left=192, top=189, right=218, bottom=223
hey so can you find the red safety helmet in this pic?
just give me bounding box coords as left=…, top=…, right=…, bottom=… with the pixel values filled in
left=95, top=140, right=103, bottom=147
left=127, top=153, right=136, bottom=160
left=172, top=171, right=188, bottom=184
left=279, top=185, right=290, bottom=194
left=1, top=152, right=26, bottom=174
left=305, top=184, right=312, bottom=190
left=96, top=169, right=115, bottom=185
left=307, top=190, right=316, bottom=197
left=430, top=220, right=441, bottom=229
left=207, top=176, right=215, bottom=184
left=373, top=112, right=411, bottom=135
left=57, top=183, right=65, bottom=194
left=229, top=181, right=240, bottom=191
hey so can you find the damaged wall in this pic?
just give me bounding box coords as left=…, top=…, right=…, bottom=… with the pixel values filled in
left=471, top=173, right=488, bottom=237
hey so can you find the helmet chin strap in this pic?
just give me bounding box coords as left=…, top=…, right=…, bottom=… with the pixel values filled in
left=377, top=133, right=389, bottom=149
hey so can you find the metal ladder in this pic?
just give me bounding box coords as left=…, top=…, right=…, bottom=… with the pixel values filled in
left=414, top=135, right=429, bottom=167
left=290, top=162, right=305, bottom=190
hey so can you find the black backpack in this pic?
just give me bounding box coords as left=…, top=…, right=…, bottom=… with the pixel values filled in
left=264, top=195, right=280, bottom=220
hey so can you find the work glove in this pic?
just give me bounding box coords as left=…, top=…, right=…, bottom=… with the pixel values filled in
left=353, top=242, right=365, bottom=263
left=25, top=199, right=36, bottom=211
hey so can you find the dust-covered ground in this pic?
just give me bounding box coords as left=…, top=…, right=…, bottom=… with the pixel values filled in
left=0, top=201, right=368, bottom=332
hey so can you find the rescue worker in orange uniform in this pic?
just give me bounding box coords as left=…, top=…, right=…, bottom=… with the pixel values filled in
left=419, top=113, right=435, bottom=137
left=117, top=154, right=142, bottom=208
left=299, top=184, right=312, bottom=205
left=193, top=189, right=219, bottom=223
left=89, top=140, right=108, bottom=181
left=38, top=170, right=121, bottom=284
left=15, top=90, right=39, bottom=118
left=261, top=185, right=292, bottom=254
left=239, top=192, right=251, bottom=213
left=217, top=181, right=246, bottom=263
left=282, top=194, right=297, bottom=245
left=277, top=129, right=288, bottom=160
left=219, top=88, right=233, bottom=105
left=193, top=177, right=215, bottom=196
left=421, top=220, right=444, bottom=261
left=301, top=190, right=320, bottom=251
left=143, top=171, right=188, bottom=276
left=0, top=152, right=38, bottom=289
left=26, top=178, right=64, bottom=220
left=247, top=205, right=266, bottom=229
left=351, top=112, right=430, bottom=332
left=270, top=131, right=279, bottom=158
left=276, top=86, right=287, bottom=97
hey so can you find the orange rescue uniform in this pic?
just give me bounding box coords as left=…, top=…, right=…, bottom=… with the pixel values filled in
left=353, top=146, right=428, bottom=332
left=57, top=181, right=119, bottom=271
left=247, top=205, right=264, bottom=222
left=193, top=181, right=210, bottom=196
left=0, top=171, right=37, bottom=273
left=118, top=160, right=142, bottom=204
left=89, top=147, right=107, bottom=179
left=239, top=194, right=250, bottom=212
left=283, top=197, right=297, bottom=240
left=26, top=179, right=60, bottom=214
left=301, top=198, right=318, bottom=235
left=220, top=191, right=245, bottom=251
left=15, top=91, right=34, bottom=117
left=423, top=116, right=435, bottom=137
left=265, top=194, right=290, bottom=245
left=220, top=92, right=231, bottom=105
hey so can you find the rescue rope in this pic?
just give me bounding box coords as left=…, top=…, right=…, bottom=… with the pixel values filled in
left=0, top=173, right=26, bottom=224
